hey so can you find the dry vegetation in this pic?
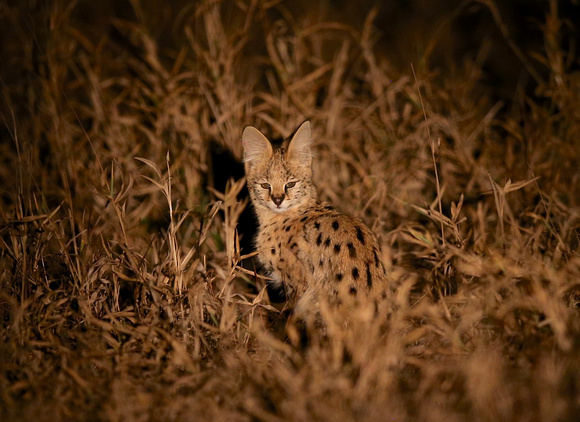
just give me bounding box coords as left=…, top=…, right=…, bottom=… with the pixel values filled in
left=1, top=1, right=579, bottom=421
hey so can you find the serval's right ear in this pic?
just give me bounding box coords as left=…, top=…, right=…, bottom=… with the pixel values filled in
left=242, top=126, right=273, bottom=167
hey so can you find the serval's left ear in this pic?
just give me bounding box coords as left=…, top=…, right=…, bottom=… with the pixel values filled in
left=287, top=121, right=312, bottom=167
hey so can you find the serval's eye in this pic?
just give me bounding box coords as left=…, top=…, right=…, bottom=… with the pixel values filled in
left=260, top=183, right=271, bottom=190
left=285, top=181, right=296, bottom=189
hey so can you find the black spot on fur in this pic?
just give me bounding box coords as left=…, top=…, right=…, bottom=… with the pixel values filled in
left=332, top=220, right=339, bottom=230
left=356, top=226, right=365, bottom=245
left=285, top=226, right=291, bottom=232
left=349, top=287, right=357, bottom=296
left=290, top=242, right=298, bottom=249
left=334, top=244, right=341, bottom=253
left=314, top=222, right=320, bottom=230
left=336, top=273, right=343, bottom=281
left=319, top=260, right=324, bottom=267
left=316, top=233, right=322, bottom=246
left=300, top=216, right=308, bottom=222
left=374, top=249, right=380, bottom=267
left=352, top=267, right=359, bottom=279
left=324, top=205, right=334, bottom=210
left=271, top=248, right=276, bottom=255
left=324, top=238, right=331, bottom=247
left=366, top=262, right=372, bottom=288
left=347, top=242, right=356, bottom=258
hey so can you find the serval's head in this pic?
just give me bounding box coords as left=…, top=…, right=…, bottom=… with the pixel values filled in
left=242, top=121, right=317, bottom=215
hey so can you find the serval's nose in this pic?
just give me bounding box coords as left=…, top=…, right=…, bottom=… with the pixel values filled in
left=272, top=195, right=284, bottom=207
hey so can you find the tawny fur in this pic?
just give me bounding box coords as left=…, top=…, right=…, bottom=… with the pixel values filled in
left=242, top=121, right=387, bottom=321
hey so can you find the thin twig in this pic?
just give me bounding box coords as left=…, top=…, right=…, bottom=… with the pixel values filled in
left=411, top=63, right=445, bottom=247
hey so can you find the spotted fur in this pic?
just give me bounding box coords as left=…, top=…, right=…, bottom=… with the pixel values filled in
left=242, top=121, right=387, bottom=321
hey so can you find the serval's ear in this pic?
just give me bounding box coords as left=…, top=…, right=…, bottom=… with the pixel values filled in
left=242, top=126, right=273, bottom=166
left=287, top=121, right=312, bottom=167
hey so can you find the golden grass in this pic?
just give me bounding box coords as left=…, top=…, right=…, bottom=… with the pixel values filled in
left=1, top=1, right=579, bottom=420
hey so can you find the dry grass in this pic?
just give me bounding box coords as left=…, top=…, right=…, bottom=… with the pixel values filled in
left=1, top=1, right=579, bottom=421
